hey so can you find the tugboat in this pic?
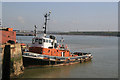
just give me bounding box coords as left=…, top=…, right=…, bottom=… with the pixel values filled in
left=22, top=11, right=93, bottom=67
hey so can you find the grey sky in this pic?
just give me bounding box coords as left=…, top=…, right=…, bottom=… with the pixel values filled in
left=2, top=0, right=119, bottom=2
left=2, top=2, right=118, bottom=32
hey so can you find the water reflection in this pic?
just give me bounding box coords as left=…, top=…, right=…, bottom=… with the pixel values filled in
left=22, top=60, right=92, bottom=78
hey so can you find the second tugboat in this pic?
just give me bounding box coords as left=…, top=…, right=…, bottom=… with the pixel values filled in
left=22, top=11, right=93, bottom=67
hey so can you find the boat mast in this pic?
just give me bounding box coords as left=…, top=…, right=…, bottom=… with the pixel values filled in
left=43, top=11, right=51, bottom=37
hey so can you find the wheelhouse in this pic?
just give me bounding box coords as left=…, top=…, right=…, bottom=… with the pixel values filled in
left=31, top=36, right=59, bottom=49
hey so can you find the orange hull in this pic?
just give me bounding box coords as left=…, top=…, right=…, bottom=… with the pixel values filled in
left=29, top=47, right=73, bottom=57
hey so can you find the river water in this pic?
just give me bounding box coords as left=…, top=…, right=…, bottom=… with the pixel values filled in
left=0, top=35, right=118, bottom=78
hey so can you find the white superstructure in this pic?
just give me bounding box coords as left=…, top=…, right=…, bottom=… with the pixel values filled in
left=31, top=35, right=59, bottom=49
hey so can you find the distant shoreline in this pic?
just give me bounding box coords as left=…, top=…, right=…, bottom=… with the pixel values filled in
left=16, top=31, right=120, bottom=37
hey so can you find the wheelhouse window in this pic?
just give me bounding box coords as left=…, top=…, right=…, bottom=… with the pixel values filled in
left=49, top=40, right=51, bottom=43
left=39, top=39, right=42, bottom=44
left=46, top=39, right=48, bottom=43
left=54, top=43, right=58, bottom=48
left=35, top=39, right=39, bottom=42
left=51, top=42, right=53, bottom=45
left=32, top=39, right=35, bottom=44
left=43, top=39, right=45, bottom=42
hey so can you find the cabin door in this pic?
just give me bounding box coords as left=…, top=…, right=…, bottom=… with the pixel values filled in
left=62, top=52, right=65, bottom=57
left=62, top=52, right=64, bottom=57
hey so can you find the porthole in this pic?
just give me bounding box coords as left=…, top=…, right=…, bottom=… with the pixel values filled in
left=48, top=50, right=50, bottom=53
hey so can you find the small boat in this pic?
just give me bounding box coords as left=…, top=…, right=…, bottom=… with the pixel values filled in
left=22, top=11, right=93, bottom=67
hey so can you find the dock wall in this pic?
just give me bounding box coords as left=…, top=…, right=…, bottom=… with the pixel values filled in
left=1, top=43, right=24, bottom=79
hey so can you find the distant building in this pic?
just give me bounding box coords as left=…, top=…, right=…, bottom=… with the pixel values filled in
left=13, top=30, right=20, bottom=32
left=0, top=27, right=16, bottom=44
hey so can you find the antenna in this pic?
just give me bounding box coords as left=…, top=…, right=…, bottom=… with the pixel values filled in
left=43, top=11, right=51, bottom=37
left=0, top=18, right=1, bottom=26
left=34, top=25, right=37, bottom=37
